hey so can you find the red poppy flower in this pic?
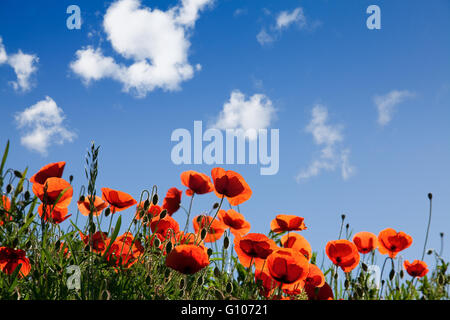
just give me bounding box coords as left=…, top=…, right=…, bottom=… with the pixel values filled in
left=150, top=214, right=180, bottom=237
left=0, top=196, right=12, bottom=226
left=165, top=244, right=210, bottom=274
left=326, top=240, right=360, bottom=272
left=217, top=209, right=251, bottom=237
left=282, top=263, right=323, bottom=296
left=77, top=195, right=108, bottom=217
left=0, top=247, right=31, bottom=278
left=378, top=228, right=413, bottom=258
left=281, top=233, right=312, bottom=261
left=193, top=215, right=227, bottom=243
left=104, top=240, right=139, bottom=269
left=234, top=233, right=277, bottom=269
left=101, top=188, right=137, bottom=214
left=38, top=204, right=71, bottom=224
left=32, top=177, right=73, bottom=208
left=136, top=202, right=162, bottom=220
left=115, top=232, right=145, bottom=258
left=175, top=231, right=199, bottom=245
left=255, top=264, right=281, bottom=298
left=180, top=171, right=214, bottom=195
left=79, top=231, right=108, bottom=253
left=59, top=242, right=71, bottom=258
left=211, top=167, right=252, bottom=206
left=271, top=215, right=307, bottom=233
left=352, top=231, right=378, bottom=254
left=30, top=161, right=65, bottom=185
left=267, top=248, right=309, bottom=285
left=162, top=187, right=182, bottom=215
left=404, top=260, right=429, bottom=278
left=304, top=281, right=334, bottom=300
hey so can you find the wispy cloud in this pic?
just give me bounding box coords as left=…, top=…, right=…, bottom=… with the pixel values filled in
left=257, top=7, right=318, bottom=46
left=375, top=90, right=415, bottom=126
left=0, top=36, right=39, bottom=92
left=297, top=105, right=355, bottom=182
left=70, top=0, right=212, bottom=98
left=15, top=97, right=76, bottom=155
left=212, top=90, right=276, bottom=140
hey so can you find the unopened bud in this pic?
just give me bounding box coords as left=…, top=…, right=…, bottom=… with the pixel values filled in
left=159, top=209, right=167, bottom=220
left=213, top=203, right=219, bottom=209
left=152, top=194, right=158, bottom=205
left=165, top=241, right=173, bottom=254
left=223, top=236, right=230, bottom=249
left=428, top=193, right=432, bottom=200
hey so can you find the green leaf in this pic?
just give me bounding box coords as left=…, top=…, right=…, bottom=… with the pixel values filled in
left=0, top=140, right=9, bottom=178
left=102, top=215, right=121, bottom=258
left=8, top=263, right=22, bottom=294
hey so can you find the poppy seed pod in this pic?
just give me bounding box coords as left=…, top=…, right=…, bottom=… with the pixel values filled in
left=152, top=194, right=158, bottom=205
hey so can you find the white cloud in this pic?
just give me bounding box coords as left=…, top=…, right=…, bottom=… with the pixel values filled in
left=212, top=90, right=276, bottom=140
left=257, top=7, right=314, bottom=46
left=375, top=90, right=415, bottom=126
left=233, top=8, right=247, bottom=17
left=0, top=36, right=39, bottom=92
left=70, top=0, right=212, bottom=97
left=276, top=8, right=306, bottom=30
left=297, top=105, right=355, bottom=182
left=15, top=97, right=76, bottom=155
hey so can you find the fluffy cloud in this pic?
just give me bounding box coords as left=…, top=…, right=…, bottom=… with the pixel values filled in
left=257, top=7, right=312, bottom=46
left=212, top=90, right=276, bottom=140
left=15, top=97, right=76, bottom=155
left=70, top=0, right=212, bottom=97
left=0, top=36, right=39, bottom=92
left=375, top=90, right=415, bottom=126
left=297, top=105, right=355, bottom=182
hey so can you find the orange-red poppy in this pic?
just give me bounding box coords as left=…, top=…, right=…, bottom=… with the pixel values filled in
left=352, top=231, right=378, bottom=254
left=217, top=209, right=251, bottom=237
left=281, top=233, right=312, bottom=261
left=30, top=161, right=66, bottom=185
left=283, top=263, right=325, bottom=296
left=0, top=196, right=12, bottom=226
left=162, top=187, right=182, bottom=215
left=403, top=260, right=429, bottom=278
left=104, top=240, right=139, bottom=269
left=267, top=248, right=309, bottom=285
left=0, top=247, right=31, bottom=278
left=59, top=242, right=71, bottom=258
left=211, top=167, right=252, bottom=206
left=165, top=244, right=210, bottom=274
left=326, top=240, right=360, bottom=272
left=115, top=232, right=145, bottom=258
left=378, top=228, right=413, bottom=258
left=193, top=215, right=227, bottom=243
left=271, top=215, right=307, bottom=233
left=234, top=233, right=277, bottom=269
left=79, top=231, right=108, bottom=253
left=32, top=177, right=73, bottom=208
left=136, top=202, right=162, bottom=220
left=101, top=188, right=137, bottom=214
left=38, top=204, right=71, bottom=224
left=150, top=214, right=180, bottom=237
left=180, top=171, right=214, bottom=195
left=77, top=195, right=108, bottom=217
left=304, top=281, right=334, bottom=300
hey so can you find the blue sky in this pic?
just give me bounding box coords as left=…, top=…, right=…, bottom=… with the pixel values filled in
left=0, top=0, right=449, bottom=267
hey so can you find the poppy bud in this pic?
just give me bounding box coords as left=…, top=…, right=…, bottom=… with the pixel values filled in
left=152, top=194, right=158, bottom=205
left=207, top=248, right=213, bottom=257
left=213, top=203, right=219, bottom=209
left=399, top=270, right=404, bottom=279
left=89, top=223, right=96, bottom=234
left=223, top=236, right=230, bottom=249
left=438, top=274, right=445, bottom=285
left=440, top=232, right=444, bottom=238
left=196, top=215, right=204, bottom=224
left=55, top=240, right=61, bottom=251
left=334, top=272, right=338, bottom=280
left=12, top=238, right=18, bottom=248
left=105, top=207, right=111, bottom=217
left=361, top=262, right=368, bottom=272
left=24, top=190, right=30, bottom=201
left=79, top=195, right=85, bottom=202
left=200, top=228, right=207, bottom=241
left=179, top=278, right=185, bottom=290
left=6, top=184, right=12, bottom=194
left=341, top=214, right=346, bottom=221
left=13, top=170, right=22, bottom=178
left=214, top=267, right=220, bottom=278
left=69, top=175, right=74, bottom=184
left=153, top=237, right=161, bottom=248
left=226, top=282, right=233, bottom=294
left=428, top=193, right=432, bottom=200
left=197, top=276, right=204, bottom=286
left=381, top=280, right=385, bottom=285
left=164, top=269, right=171, bottom=279
left=345, top=223, right=349, bottom=230
left=144, top=199, right=150, bottom=211
left=427, top=249, right=433, bottom=255
left=145, top=275, right=151, bottom=285
left=165, top=241, right=173, bottom=254
left=344, top=279, right=349, bottom=289
left=159, top=209, right=167, bottom=220
left=389, top=269, right=395, bottom=281
left=25, top=240, right=32, bottom=249
left=84, top=245, right=90, bottom=252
